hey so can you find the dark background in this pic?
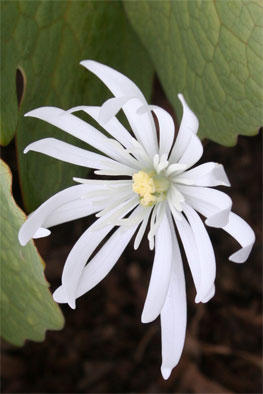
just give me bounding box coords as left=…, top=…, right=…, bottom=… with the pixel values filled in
left=1, top=78, right=262, bottom=393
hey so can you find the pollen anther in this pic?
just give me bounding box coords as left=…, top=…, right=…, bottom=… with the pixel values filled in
left=132, top=170, right=169, bottom=206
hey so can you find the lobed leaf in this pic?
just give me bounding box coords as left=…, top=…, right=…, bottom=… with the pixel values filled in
left=0, top=159, right=64, bottom=346
left=124, top=0, right=263, bottom=146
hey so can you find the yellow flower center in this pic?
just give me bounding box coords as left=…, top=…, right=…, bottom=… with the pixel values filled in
left=132, top=170, right=169, bottom=206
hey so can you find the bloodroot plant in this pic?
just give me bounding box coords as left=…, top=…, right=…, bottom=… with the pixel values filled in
left=19, top=61, right=255, bottom=379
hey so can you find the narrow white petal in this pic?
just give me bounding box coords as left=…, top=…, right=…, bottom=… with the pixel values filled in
left=53, top=207, right=142, bottom=304
left=24, top=138, right=125, bottom=170
left=94, top=159, right=136, bottom=176
left=223, top=212, right=255, bottom=263
left=61, top=222, right=113, bottom=309
left=174, top=215, right=202, bottom=299
left=147, top=203, right=167, bottom=250
left=167, top=194, right=184, bottom=221
left=123, top=97, right=158, bottom=158
left=177, top=185, right=232, bottom=228
left=96, top=191, right=134, bottom=218
left=95, top=159, right=135, bottom=174
left=43, top=199, right=103, bottom=228
left=99, top=96, right=133, bottom=123
left=166, top=163, right=187, bottom=177
left=114, top=204, right=149, bottom=228
left=80, top=60, right=146, bottom=100
left=93, top=196, right=138, bottom=230
left=73, top=178, right=133, bottom=186
left=168, top=185, right=185, bottom=212
left=138, top=105, right=175, bottom=156
left=18, top=184, right=94, bottom=246
left=76, top=217, right=140, bottom=298
left=80, top=60, right=158, bottom=157
left=169, top=93, right=199, bottom=163
left=176, top=162, right=230, bottom=187
left=105, top=139, right=141, bottom=169
left=61, top=200, right=136, bottom=308
left=134, top=208, right=152, bottom=249
left=24, top=107, right=133, bottom=164
left=68, top=106, right=143, bottom=160
left=178, top=134, right=203, bottom=169
left=141, top=211, right=173, bottom=323
left=160, top=212, right=186, bottom=380
left=183, top=203, right=216, bottom=303
left=77, top=105, right=151, bottom=167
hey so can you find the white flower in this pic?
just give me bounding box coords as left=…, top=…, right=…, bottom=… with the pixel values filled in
left=19, top=60, right=255, bottom=380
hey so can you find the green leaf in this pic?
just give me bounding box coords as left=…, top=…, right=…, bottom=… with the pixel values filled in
left=0, top=159, right=64, bottom=346
left=124, top=0, right=262, bottom=146
left=1, top=0, right=154, bottom=211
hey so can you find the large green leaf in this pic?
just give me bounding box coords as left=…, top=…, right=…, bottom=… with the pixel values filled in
left=1, top=0, right=154, bottom=211
left=124, top=0, right=262, bottom=146
left=0, top=159, right=64, bottom=346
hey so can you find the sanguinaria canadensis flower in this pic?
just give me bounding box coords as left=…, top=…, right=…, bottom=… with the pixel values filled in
left=19, top=61, right=255, bottom=380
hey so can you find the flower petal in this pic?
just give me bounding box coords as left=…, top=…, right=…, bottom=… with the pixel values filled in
left=223, top=212, right=255, bottom=263
left=99, top=96, right=133, bottom=123
left=160, top=212, right=186, bottom=380
left=176, top=162, right=231, bottom=187
left=178, top=134, right=203, bottom=169
left=24, top=107, right=133, bottom=164
left=43, top=199, right=103, bottom=229
left=141, top=211, right=173, bottom=323
left=173, top=214, right=202, bottom=300
left=68, top=106, right=137, bottom=151
left=53, top=206, right=143, bottom=304
left=24, top=137, right=132, bottom=170
left=68, top=105, right=152, bottom=168
left=80, top=60, right=146, bottom=100
left=183, top=203, right=216, bottom=303
left=169, top=94, right=199, bottom=163
left=134, top=208, right=152, bottom=249
left=178, top=185, right=232, bottom=228
left=61, top=223, right=114, bottom=309
left=80, top=60, right=158, bottom=157
left=122, top=97, right=159, bottom=158
left=61, top=199, right=139, bottom=308
left=138, top=105, right=175, bottom=156
left=18, top=184, right=95, bottom=246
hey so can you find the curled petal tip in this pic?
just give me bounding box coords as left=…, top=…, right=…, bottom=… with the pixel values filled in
left=228, top=245, right=253, bottom=264
left=161, top=366, right=172, bottom=380
left=24, top=108, right=39, bottom=118
left=141, top=313, right=150, bottom=324
left=194, top=295, right=201, bottom=303
left=195, top=284, right=215, bottom=304
left=18, top=233, right=27, bottom=247
left=33, top=227, right=51, bottom=239
left=53, top=286, right=67, bottom=304
left=79, top=59, right=89, bottom=67
left=141, top=309, right=156, bottom=324
left=68, top=299, right=76, bottom=310
left=224, top=178, right=231, bottom=187
left=18, top=226, right=28, bottom=246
